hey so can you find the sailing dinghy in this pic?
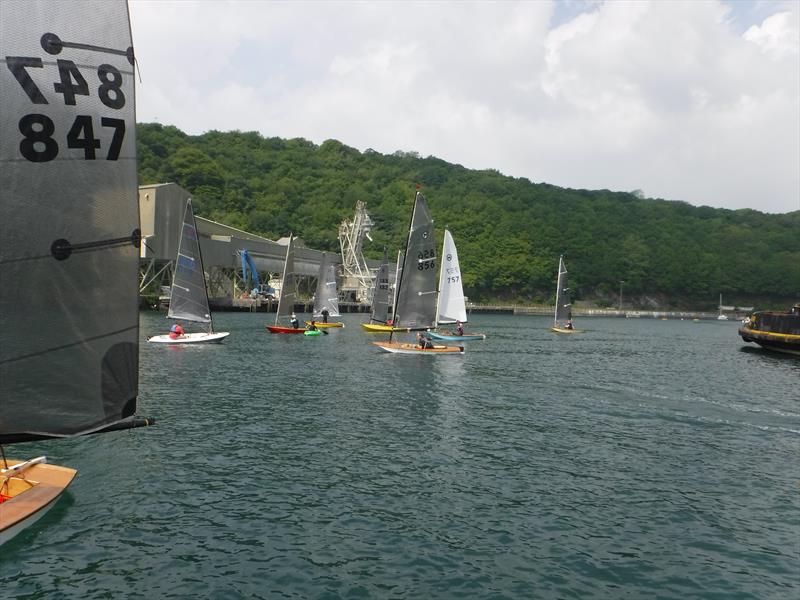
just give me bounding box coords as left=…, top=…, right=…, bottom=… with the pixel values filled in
left=267, top=235, right=305, bottom=334
left=373, top=192, right=464, bottom=355
left=148, top=199, right=230, bottom=344
left=362, top=248, right=408, bottom=332
left=306, top=252, right=343, bottom=328
left=551, top=255, right=582, bottom=334
left=428, top=229, right=486, bottom=342
left=1, top=0, right=154, bottom=545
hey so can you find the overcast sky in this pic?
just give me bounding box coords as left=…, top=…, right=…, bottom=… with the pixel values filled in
left=129, top=0, right=799, bottom=214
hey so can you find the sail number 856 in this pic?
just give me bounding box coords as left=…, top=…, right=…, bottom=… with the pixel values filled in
left=417, top=249, right=436, bottom=270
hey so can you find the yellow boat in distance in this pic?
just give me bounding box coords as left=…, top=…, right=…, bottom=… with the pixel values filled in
left=361, top=322, right=412, bottom=333
left=305, top=321, right=344, bottom=329
left=550, top=326, right=583, bottom=334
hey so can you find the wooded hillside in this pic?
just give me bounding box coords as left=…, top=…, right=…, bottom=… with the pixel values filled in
left=137, top=123, right=799, bottom=308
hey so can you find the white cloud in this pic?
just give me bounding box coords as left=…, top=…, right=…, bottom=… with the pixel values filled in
left=129, top=0, right=800, bottom=213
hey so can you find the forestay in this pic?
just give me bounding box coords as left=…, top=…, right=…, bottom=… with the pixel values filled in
left=393, top=192, right=438, bottom=330
left=0, top=0, right=142, bottom=441
left=168, top=199, right=212, bottom=325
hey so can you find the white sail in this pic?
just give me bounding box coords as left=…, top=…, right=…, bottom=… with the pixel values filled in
left=313, top=253, right=340, bottom=318
left=275, top=235, right=297, bottom=324
left=1, top=0, right=145, bottom=440
left=554, top=255, right=572, bottom=327
left=436, top=229, right=468, bottom=324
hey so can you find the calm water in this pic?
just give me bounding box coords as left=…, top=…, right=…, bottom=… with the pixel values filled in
left=2, top=313, right=798, bottom=599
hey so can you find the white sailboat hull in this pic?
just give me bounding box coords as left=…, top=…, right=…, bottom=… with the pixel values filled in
left=147, top=331, right=230, bottom=344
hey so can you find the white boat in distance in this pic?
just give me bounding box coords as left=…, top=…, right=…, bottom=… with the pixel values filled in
left=148, top=199, right=230, bottom=344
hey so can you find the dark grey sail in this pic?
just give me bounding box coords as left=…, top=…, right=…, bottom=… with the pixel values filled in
left=554, top=255, right=572, bottom=326
left=370, top=247, right=390, bottom=324
left=393, top=192, right=438, bottom=330
left=275, top=235, right=297, bottom=324
left=0, top=0, right=151, bottom=443
left=313, top=253, right=340, bottom=318
left=167, top=199, right=212, bottom=329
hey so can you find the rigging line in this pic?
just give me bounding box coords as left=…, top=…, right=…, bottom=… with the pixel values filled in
left=0, top=323, right=138, bottom=366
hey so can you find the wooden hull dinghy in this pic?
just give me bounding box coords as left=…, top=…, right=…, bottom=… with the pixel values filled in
left=373, top=341, right=465, bottom=355
left=0, top=458, right=76, bottom=545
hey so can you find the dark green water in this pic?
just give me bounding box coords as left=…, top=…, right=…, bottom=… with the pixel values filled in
left=3, top=313, right=798, bottom=599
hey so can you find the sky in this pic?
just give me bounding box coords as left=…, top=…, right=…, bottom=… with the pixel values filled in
left=129, top=0, right=800, bottom=214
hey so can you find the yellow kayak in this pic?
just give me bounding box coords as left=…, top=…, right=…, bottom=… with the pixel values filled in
left=305, top=321, right=344, bottom=329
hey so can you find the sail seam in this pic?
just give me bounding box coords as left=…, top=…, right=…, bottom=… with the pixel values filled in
left=0, top=324, right=138, bottom=365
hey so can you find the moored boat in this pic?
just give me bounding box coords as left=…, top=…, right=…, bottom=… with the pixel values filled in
left=738, top=304, right=800, bottom=356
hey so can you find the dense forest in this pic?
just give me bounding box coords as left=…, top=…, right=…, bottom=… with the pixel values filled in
left=137, top=123, right=799, bottom=309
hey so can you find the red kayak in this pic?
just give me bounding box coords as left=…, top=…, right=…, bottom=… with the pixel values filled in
left=266, top=326, right=306, bottom=334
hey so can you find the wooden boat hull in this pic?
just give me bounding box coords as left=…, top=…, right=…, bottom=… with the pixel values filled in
left=550, top=327, right=583, bottom=334
left=147, top=331, right=230, bottom=344
left=372, top=341, right=465, bottom=355
left=304, top=330, right=321, bottom=336
left=361, top=323, right=413, bottom=333
left=0, top=458, right=77, bottom=546
left=305, top=322, right=344, bottom=328
left=266, top=326, right=306, bottom=334
left=428, top=331, right=486, bottom=341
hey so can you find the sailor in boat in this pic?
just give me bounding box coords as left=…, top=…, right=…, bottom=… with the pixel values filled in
left=417, top=332, right=434, bottom=349
left=307, top=320, right=318, bottom=332
left=290, top=313, right=299, bottom=329
left=321, top=308, right=329, bottom=324
left=455, top=321, right=464, bottom=336
left=564, top=320, right=574, bottom=330
left=169, top=323, right=185, bottom=339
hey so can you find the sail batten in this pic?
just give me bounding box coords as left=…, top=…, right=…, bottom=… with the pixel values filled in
left=1, top=0, right=143, bottom=441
